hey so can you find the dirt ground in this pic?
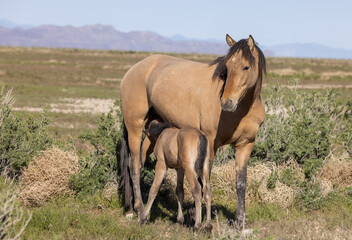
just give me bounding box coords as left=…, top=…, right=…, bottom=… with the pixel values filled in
left=13, top=97, right=115, bottom=115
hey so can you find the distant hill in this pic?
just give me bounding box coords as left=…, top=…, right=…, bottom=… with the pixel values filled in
left=0, top=21, right=352, bottom=59
left=0, top=24, right=228, bottom=54
left=262, top=43, right=352, bottom=59
left=0, top=19, right=35, bottom=29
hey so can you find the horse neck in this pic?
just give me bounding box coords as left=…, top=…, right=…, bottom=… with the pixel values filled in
left=214, top=77, right=262, bottom=148
left=239, top=76, right=262, bottom=111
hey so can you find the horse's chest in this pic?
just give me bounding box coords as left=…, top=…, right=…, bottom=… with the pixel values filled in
left=216, top=115, right=261, bottom=147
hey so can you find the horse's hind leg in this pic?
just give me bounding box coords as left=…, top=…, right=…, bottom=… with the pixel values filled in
left=139, top=154, right=167, bottom=225
left=176, top=169, right=185, bottom=224
left=203, top=169, right=213, bottom=233
left=185, top=168, right=202, bottom=234
left=202, top=142, right=213, bottom=233
left=125, top=119, right=146, bottom=217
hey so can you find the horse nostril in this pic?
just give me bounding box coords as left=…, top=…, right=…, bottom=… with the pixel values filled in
left=221, top=98, right=237, bottom=112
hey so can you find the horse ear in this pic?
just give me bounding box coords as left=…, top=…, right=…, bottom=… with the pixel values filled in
left=226, top=34, right=236, bottom=47
left=247, top=35, right=255, bottom=52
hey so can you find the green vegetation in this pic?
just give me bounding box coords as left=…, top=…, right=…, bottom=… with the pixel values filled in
left=252, top=83, right=343, bottom=175
left=70, top=100, right=122, bottom=196
left=0, top=89, right=52, bottom=177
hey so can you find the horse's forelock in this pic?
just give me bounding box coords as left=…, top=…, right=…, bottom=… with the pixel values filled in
left=210, top=39, right=266, bottom=82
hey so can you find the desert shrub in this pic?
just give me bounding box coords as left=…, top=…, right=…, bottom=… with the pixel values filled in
left=279, top=167, right=302, bottom=187
left=18, top=147, right=79, bottom=207
left=214, top=145, right=236, bottom=166
left=0, top=87, right=52, bottom=177
left=0, top=87, right=15, bottom=127
left=70, top=100, right=122, bottom=195
left=266, top=171, right=278, bottom=189
left=340, top=99, right=352, bottom=158
left=0, top=177, right=32, bottom=240
left=252, top=82, right=345, bottom=179
left=295, top=181, right=324, bottom=210
left=248, top=82, right=352, bottom=209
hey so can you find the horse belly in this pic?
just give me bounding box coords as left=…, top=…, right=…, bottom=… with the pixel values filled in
left=148, top=75, right=202, bottom=129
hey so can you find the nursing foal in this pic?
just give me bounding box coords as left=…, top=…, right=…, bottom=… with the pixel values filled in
left=139, top=120, right=212, bottom=233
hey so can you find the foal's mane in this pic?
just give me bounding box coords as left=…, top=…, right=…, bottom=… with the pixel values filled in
left=210, top=39, right=266, bottom=99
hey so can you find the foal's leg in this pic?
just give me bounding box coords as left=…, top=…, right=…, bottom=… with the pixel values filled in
left=203, top=165, right=213, bottom=232
left=185, top=169, right=202, bottom=234
left=176, top=169, right=185, bottom=224
left=139, top=155, right=167, bottom=225
left=233, top=142, right=254, bottom=230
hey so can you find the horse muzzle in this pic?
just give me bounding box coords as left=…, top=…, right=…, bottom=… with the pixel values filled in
left=221, top=98, right=238, bottom=112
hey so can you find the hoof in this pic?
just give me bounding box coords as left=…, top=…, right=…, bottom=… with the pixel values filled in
left=138, top=217, right=148, bottom=226
left=234, top=215, right=246, bottom=230
left=205, top=223, right=213, bottom=233
left=135, top=204, right=144, bottom=217
left=125, top=210, right=134, bottom=219
left=193, top=223, right=202, bottom=235
left=177, top=217, right=184, bottom=225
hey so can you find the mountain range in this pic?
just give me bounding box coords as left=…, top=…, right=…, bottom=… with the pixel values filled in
left=0, top=20, right=351, bottom=59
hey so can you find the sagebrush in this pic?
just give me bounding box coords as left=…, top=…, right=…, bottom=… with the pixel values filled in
left=70, top=100, right=123, bottom=196
left=0, top=87, right=53, bottom=177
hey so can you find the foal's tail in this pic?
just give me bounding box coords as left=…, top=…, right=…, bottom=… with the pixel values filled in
left=120, top=121, right=134, bottom=210
left=195, top=132, right=209, bottom=179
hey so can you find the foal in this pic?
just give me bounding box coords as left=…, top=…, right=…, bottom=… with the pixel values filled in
left=139, top=120, right=213, bottom=233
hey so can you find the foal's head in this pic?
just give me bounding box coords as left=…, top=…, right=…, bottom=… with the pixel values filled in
left=145, top=119, right=170, bottom=140
left=212, top=35, right=266, bottom=112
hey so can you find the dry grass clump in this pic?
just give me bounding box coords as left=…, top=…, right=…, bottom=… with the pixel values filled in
left=319, top=155, right=352, bottom=190
left=212, top=161, right=298, bottom=207
left=247, top=163, right=297, bottom=207
left=18, top=147, right=79, bottom=206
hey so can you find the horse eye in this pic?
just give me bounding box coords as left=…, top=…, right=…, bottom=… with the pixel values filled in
left=243, top=66, right=249, bottom=71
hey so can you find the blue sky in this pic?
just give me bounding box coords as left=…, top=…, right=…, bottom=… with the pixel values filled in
left=1, top=0, right=352, bottom=49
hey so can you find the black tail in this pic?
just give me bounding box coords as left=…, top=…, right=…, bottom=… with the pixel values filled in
left=120, top=121, right=134, bottom=211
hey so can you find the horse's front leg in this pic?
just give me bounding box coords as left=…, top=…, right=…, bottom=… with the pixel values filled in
left=233, top=142, right=254, bottom=230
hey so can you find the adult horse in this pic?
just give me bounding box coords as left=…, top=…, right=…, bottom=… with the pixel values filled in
left=120, top=34, right=266, bottom=228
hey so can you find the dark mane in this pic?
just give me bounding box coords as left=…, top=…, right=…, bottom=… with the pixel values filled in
left=209, top=38, right=266, bottom=99
left=210, top=39, right=266, bottom=82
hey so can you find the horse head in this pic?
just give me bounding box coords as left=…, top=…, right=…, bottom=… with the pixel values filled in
left=212, top=35, right=266, bottom=112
